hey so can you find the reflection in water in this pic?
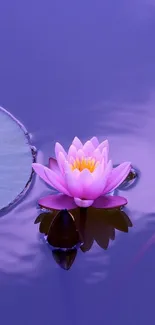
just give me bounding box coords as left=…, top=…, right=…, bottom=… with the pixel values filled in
left=52, top=249, right=77, bottom=271
left=35, top=207, right=133, bottom=270
left=47, top=210, right=82, bottom=248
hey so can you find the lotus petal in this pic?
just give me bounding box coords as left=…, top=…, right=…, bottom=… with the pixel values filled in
left=68, top=144, right=77, bottom=159
left=90, top=136, right=99, bottom=148
left=49, top=158, right=60, bottom=172
left=83, top=140, right=95, bottom=156
left=64, top=163, right=82, bottom=197
left=39, top=193, right=77, bottom=210
left=97, top=139, right=109, bottom=154
left=32, top=163, right=70, bottom=196
left=103, top=162, right=131, bottom=194
left=72, top=136, right=83, bottom=150
left=92, top=195, right=127, bottom=209
left=74, top=197, right=94, bottom=208
left=55, top=142, right=67, bottom=164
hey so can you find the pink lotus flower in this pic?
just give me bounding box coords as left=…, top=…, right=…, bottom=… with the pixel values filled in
left=32, top=137, right=131, bottom=210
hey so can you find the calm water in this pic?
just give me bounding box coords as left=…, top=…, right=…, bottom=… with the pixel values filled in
left=0, top=1, right=155, bottom=324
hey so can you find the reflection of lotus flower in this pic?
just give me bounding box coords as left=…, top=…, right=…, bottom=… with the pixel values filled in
left=34, top=207, right=132, bottom=269
left=32, top=137, right=131, bottom=209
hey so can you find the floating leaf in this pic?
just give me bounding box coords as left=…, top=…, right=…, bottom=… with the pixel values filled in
left=0, top=107, right=35, bottom=212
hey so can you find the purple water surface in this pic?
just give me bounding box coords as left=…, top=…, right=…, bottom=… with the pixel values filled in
left=0, top=0, right=155, bottom=324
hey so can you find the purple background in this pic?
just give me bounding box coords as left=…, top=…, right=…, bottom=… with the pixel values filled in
left=0, top=1, right=155, bottom=324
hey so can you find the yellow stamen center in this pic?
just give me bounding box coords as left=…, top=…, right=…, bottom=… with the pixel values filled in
left=70, top=157, right=99, bottom=173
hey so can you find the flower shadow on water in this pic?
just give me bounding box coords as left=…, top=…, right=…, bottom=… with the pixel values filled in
left=34, top=206, right=132, bottom=270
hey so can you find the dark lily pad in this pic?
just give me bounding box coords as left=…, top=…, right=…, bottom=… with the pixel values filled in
left=0, top=107, right=35, bottom=212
